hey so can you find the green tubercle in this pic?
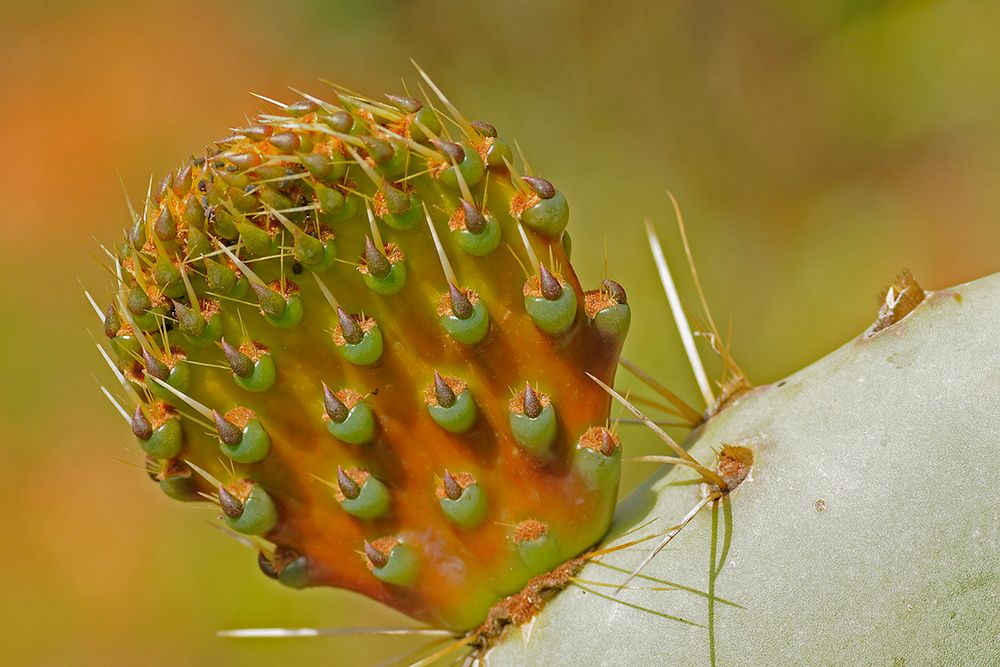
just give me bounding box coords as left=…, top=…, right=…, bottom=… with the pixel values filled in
left=318, top=189, right=358, bottom=224
left=293, top=229, right=336, bottom=271
left=255, top=285, right=303, bottom=328
left=380, top=185, right=423, bottom=230
left=323, top=386, right=376, bottom=445
left=513, top=520, right=561, bottom=574
left=509, top=385, right=557, bottom=457
left=454, top=216, right=501, bottom=256
left=362, top=261, right=407, bottom=295
left=144, top=352, right=191, bottom=403
left=524, top=266, right=577, bottom=335
left=185, top=312, right=223, bottom=347
left=220, top=480, right=277, bottom=536
left=438, top=472, right=487, bottom=528
left=573, top=427, right=622, bottom=491
left=153, top=255, right=184, bottom=298
left=517, top=176, right=569, bottom=237
left=132, top=404, right=183, bottom=459
left=223, top=342, right=277, bottom=393
left=427, top=374, right=477, bottom=433
left=471, top=120, right=513, bottom=168
left=586, top=279, right=630, bottom=340
left=337, top=468, right=391, bottom=520
left=334, top=310, right=383, bottom=366
left=433, top=141, right=485, bottom=189
left=139, top=416, right=183, bottom=458
left=152, top=459, right=200, bottom=502
left=236, top=220, right=276, bottom=258
left=214, top=410, right=271, bottom=464
left=361, top=240, right=407, bottom=295
left=276, top=553, right=310, bottom=589
left=440, top=286, right=490, bottom=345
left=110, top=334, right=141, bottom=363
left=366, top=540, right=419, bottom=586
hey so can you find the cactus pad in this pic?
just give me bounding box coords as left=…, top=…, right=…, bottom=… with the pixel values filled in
left=94, top=78, right=630, bottom=631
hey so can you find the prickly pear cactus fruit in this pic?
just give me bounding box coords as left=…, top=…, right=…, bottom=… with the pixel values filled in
left=92, top=79, right=630, bottom=631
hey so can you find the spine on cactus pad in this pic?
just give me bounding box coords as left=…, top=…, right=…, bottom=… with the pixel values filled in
left=94, top=76, right=631, bottom=631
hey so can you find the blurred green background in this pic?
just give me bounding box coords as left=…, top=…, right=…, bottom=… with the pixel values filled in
left=1, top=1, right=998, bottom=664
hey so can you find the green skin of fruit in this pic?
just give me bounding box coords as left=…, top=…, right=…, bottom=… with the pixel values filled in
left=371, top=544, right=419, bottom=586
left=436, top=143, right=485, bottom=190
left=219, top=419, right=270, bottom=464
left=439, top=483, right=487, bottom=528
left=224, top=485, right=277, bottom=536
left=362, top=262, right=407, bottom=296
left=525, top=286, right=577, bottom=336
left=263, top=294, right=304, bottom=328
left=233, top=355, right=276, bottom=392
left=137, top=418, right=184, bottom=459
left=440, top=300, right=490, bottom=345
left=339, top=477, right=391, bottom=520
left=509, top=403, right=558, bottom=456
left=520, top=191, right=569, bottom=237
left=336, top=326, right=383, bottom=366
left=326, top=402, right=377, bottom=445
left=454, top=215, right=502, bottom=256
left=428, top=390, right=477, bottom=433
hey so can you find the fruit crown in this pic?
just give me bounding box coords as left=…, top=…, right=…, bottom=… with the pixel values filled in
left=93, top=71, right=630, bottom=631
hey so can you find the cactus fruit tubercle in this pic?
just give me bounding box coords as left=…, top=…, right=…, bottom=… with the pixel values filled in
left=92, top=73, right=999, bottom=664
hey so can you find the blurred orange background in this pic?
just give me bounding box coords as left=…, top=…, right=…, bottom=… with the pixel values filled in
left=1, top=1, right=998, bottom=665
